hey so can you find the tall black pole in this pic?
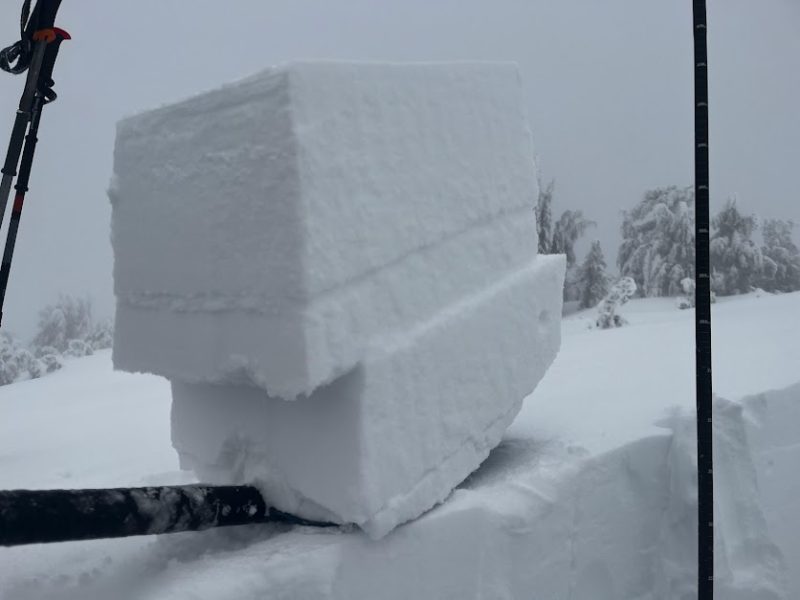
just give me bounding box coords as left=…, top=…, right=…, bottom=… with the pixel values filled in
left=693, top=1, right=714, bottom=598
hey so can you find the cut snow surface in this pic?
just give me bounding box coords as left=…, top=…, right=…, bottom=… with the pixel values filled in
left=111, top=61, right=558, bottom=538
left=172, top=257, right=564, bottom=538
left=1, top=292, right=798, bottom=599
left=111, top=61, right=540, bottom=398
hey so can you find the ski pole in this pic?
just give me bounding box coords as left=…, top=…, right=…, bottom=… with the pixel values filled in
left=0, top=39, right=48, bottom=230
left=0, top=485, right=337, bottom=546
left=0, top=0, right=64, bottom=226
left=0, top=27, right=70, bottom=327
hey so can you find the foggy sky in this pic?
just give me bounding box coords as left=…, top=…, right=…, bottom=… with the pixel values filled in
left=0, top=0, right=797, bottom=338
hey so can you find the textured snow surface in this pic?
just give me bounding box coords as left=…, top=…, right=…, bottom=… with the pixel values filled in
left=743, top=382, right=800, bottom=598
left=1, top=293, right=798, bottom=599
left=148, top=398, right=789, bottom=600
left=111, top=61, right=540, bottom=398
left=112, top=61, right=558, bottom=537
left=171, top=256, right=564, bottom=538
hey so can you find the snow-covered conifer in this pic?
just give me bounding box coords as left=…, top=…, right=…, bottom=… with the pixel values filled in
left=710, top=200, right=764, bottom=296
left=86, top=318, right=114, bottom=351
left=596, top=277, right=637, bottom=329
left=578, top=241, right=610, bottom=309
left=32, top=295, right=93, bottom=354
left=534, top=179, right=554, bottom=255
left=760, top=219, right=800, bottom=293
left=677, top=277, right=695, bottom=310
left=534, top=179, right=595, bottom=302
left=551, top=209, right=595, bottom=268
left=0, top=333, right=21, bottom=385
left=618, top=187, right=694, bottom=297
left=38, top=353, right=63, bottom=374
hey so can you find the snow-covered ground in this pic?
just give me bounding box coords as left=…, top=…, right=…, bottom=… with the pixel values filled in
left=1, top=292, right=798, bottom=599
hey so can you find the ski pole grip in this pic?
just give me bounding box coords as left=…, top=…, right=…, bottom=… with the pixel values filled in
left=35, top=28, right=69, bottom=81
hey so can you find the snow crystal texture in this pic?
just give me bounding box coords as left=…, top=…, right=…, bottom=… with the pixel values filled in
left=111, top=61, right=540, bottom=398
left=111, top=61, right=562, bottom=537
left=172, top=256, right=564, bottom=538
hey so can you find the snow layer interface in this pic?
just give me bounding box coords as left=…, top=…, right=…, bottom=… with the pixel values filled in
left=172, top=256, right=564, bottom=539
left=111, top=61, right=540, bottom=398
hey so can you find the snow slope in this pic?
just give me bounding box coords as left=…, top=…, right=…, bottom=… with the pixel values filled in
left=1, top=292, right=799, bottom=599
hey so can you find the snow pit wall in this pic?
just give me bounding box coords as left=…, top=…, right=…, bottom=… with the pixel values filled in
left=110, top=61, right=541, bottom=398
left=172, top=256, right=565, bottom=539
left=154, top=392, right=791, bottom=600
left=742, top=382, right=800, bottom=599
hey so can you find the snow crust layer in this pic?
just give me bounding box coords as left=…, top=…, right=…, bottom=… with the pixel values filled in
left=171, top=255, right=564, bottom=539
left=111, top=61, right=540, bottom=398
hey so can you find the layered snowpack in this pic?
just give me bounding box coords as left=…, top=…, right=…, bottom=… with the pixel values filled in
left=110, top=61, right=563, bottom=538
left=111, top=61, right=542, bottom=398
left=172, top=258, right=563, bottom=537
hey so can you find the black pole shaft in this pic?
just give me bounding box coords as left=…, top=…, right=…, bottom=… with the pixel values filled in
left=0, top=93, right=44, bottom=326
left=693, top=1, right=714, bottom=598
left=0, top=39, right=47, bottom=228
left=0, top=484, right=336, bottom=546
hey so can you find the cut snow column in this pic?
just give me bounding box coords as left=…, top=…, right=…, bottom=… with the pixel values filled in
left=110, top=61, right=564, bottom=538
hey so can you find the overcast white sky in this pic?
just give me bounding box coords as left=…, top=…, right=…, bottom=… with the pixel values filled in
left=0, top=0, right=797, bottom=338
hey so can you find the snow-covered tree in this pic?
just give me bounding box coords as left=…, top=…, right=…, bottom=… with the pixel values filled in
left=26, top=354, right=44, bottom=379
left=709, top=200, right=763, bottom=296
left=551, top=209, right=595, bottom=268
left=31, top=344, right=63, bottom=375
left=618, top=186, right=695, bottom=297
left=760, top=219, right=800, bottom=293
left=562, top=265, right=581, bottom=304
left=32, top=295, right=93, bottom=354
left=86, top=318, right=114, bottom=351
left=0, top=332, right=51, bottom=385
left=534, top=179, right=595, bottom=302
left=677, top=277, right=716, bottom=310
left=596, top=277, right=637, bottom=329
left=578, top=241, right=610, bottom=309
left=677, top=277, right=695, bottom=310
left=0, top=333, right=22, bottom=385
left=534, top=179, right=554, bottom=255
left=553, top=210, right=595, bottom=302
left=38, top=352, right=63, bottom=375
left=534, top=179, right=595, bottom=265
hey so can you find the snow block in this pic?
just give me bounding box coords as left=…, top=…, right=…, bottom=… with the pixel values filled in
left=111, top=61, right=540, bottom=398
left=171, top=256, right=564, bottom=539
